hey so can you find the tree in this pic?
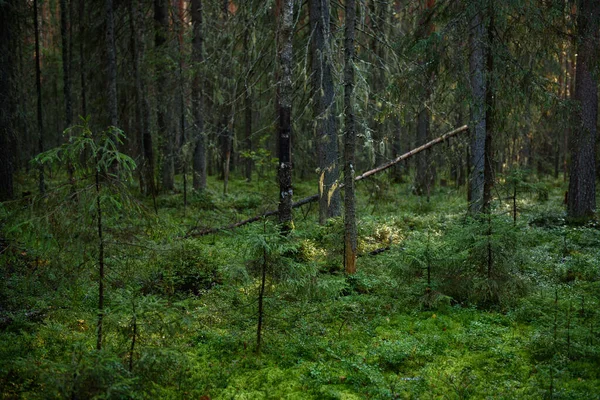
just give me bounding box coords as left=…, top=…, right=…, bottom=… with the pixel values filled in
left=309, top=0, right=341, bottom=224
left=468, top=0, right=487, bottom=215
left=34, top=0, right=45, bottom=195
left=567, top=0, right=599, bottom=220
left=0, top=0, right=14, bottom=201
left=105, top=0, right=118, bottom=130
left=130, top=0, right=156, bottom=197
left=192, top=0, right=207, bottom=190
left=154, top=0, right=174, bottom=191
left=343, top=0, right=357, bottom=274
left=277, top=0, right=295, bottom=234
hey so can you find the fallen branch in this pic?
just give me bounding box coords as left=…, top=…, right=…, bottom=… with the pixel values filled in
left=186, top=125, right=468, bottom=237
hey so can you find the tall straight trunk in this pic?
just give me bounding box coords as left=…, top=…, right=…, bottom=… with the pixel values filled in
left=343, top=0, right=357, bottom=274
left=154, top=0, right=174, bottom=191
left=310, top=0, right=341, bottom=224
left=468, top=4, right=486, bottom=215
left=131, top=0, right=156, bottom=197
left=243, top=15, right=253, bottom=182
left=220, top=0, right=233, bottom=195
left=105, top=0, right=118, bottom=129
left=483, top=2, right=494, bottom=213
left=79, top=0, right=87, bottom=117
left=34, top=0, right=45, bottom=195
left=568, top=0, right=599, bottom=220
left=414, top=0, right=436, bottom=197
left=60, top=0, right=72, bottom=129
left=0, top=0, right=14, bottom=200
left=277, top=0, right=294, bottom=234
left=192, top=0, right=207, bottom=190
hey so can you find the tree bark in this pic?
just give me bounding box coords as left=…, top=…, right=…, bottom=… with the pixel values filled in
left=277, top=0, right=294, bottom=234
left=343, top=0, right=357, bottom=274
left=131, top=0, right=156, bottom=197
left=192, top=0, right=207, bottom=190
left=60, top=0, right=72, bottom=130
left=468, top=3, right=486, bottom=215
left=78, top=0, right=87, bottom=117
left=0, top=0, right=14, bottom=200
left=34, top=0, right=45, bottom=195
left=567, top=0, right=599, bottom=220
left=483, top=1, right=494, bottom=213
left=154, top=0, right=174, bottom=191
left=105, top=0, right=118, bottom=130
left=243, top=14, right=253, bottom=182
left=310, top=0, right=341, bottom=224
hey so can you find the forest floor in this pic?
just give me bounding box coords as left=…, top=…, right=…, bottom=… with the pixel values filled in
left=1, top=171, right=599, bottom=399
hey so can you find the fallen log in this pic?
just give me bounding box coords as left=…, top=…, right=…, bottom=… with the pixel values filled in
left=186, top=125, right=468, bottom=237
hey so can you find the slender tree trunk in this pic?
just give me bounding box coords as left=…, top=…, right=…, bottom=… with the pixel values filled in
left=310, top=0, right=341, bottom=224
left=79, top=0, right=87, bottom=117
left=131, top=0, right=156, bottom=197
left=0, top=0, right=14, bottom=201
left=154, top=0, right=174, bottom=191
left=414, top=0, right=436, bottom=197
left=468, top=3, right=486, bottom=215
left=483, top=2, right=494, bottom=213
left=34, top=0, right=45, bottom=195
left=192, top=0, right=207, bottom=190
left=567, top=0, right=599, bottom=220
left=243, top=16, right=253, bottom=182
left=60, top=0, right=72, bottom=129
left=95, top=168, right=105, bottom=350
left=105, top=0, right=118, bottom=129
left=343, top=0, right=357, bottom=274
left=277, top=0, right=294, bottom=234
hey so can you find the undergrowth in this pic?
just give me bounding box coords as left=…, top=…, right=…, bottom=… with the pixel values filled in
left=1, top=172, right=599, bottom=399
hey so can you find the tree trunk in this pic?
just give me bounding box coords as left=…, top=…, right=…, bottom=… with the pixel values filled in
left=78, top=0, right=87, bottom=117
left=468, top=4, right=486, bottom=215
left=34, top=0, right=45, bottom=195
left=277, top=0, right=294, bottom=234
left=414, top=0, right=436, bottom=197
left=154, top=0, right=174, bottom=191
left=310, top=0, right=341, bottom=224
left=105, top=0, right=118, bottom=130
left=192, top=0, right=207, bottom=190
left=0, top=0, right=14, bottom=201
left=567, top=0, right=599, bottom=220
left=60, top=0, right=72, bottom=130
left=483, top=2, right=494, bottom=213
left=343, top=0, right=357, bottom=274
left=243, top=15, right=253, bottom=182
left=131, top=0, right=156, bottom=197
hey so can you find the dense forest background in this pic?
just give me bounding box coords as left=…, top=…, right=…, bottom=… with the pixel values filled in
left=1, top=0, right=599, bottom=398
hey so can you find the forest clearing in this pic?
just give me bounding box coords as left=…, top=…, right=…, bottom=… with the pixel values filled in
left=1, top=0, right=599, bottom=398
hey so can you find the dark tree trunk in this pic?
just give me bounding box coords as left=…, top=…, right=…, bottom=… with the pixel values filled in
left=483, top=2, right=494, bottom=213
left=192, top=0, right=207, bottom=190
left=105, top=0, right=118, bottom=129
left=414, top=0, right=436, bottom=197
left=60, top=0, right=72, bottom=130
left=34, top=0, right=45, bottom=195
left=343, top=0, right=357, bottom=274
left=468, top=4, right=486, bottom=214
left=310, top=0, right=341, bottom=224
left=568, top=0, right=599, bottom=220
left=79, top=0, right=87, bottom=117
left=244, top=14, right=253, bottom=182
left=0, top=0, right=14, bottom=201
left=277, top=0, right=294, bottom=234
left=154, top=0, right=174, bottom=191
left=131, top=0, right=156, bottom=197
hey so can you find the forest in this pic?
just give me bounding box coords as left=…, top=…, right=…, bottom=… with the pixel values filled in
left=0, top=0, right=599, bottom=398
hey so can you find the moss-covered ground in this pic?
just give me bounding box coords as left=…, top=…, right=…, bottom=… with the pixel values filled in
left=1, top=172, right=599, bottom=399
